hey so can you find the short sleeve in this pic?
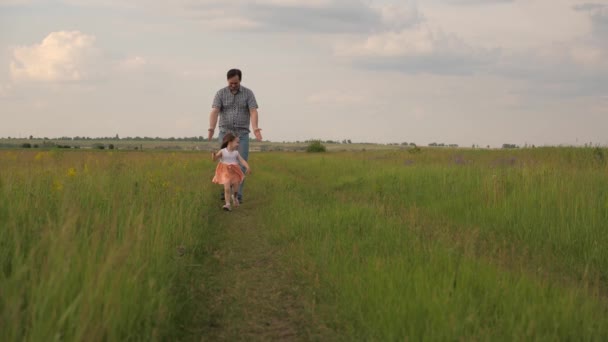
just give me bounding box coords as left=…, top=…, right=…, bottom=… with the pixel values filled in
left=247, top=89, right=258, bottom=109
left=212, top=91, right=222, bottom=109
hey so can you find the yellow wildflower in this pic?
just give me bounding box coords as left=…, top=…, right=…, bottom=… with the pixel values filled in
left=53, top=180, right=63, bottom=192
left=67, top=168, right=77, bottom=177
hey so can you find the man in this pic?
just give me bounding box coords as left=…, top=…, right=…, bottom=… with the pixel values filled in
left=208, top=68, right=262, bottom=203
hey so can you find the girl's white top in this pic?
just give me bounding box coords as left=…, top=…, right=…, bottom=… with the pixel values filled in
left=220, top=148, right=240, bottom=165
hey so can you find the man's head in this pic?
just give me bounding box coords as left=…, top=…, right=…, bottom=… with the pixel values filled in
left=227, top=69, right=242, bottom=93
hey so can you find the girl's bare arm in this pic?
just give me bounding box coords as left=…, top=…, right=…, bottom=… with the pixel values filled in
left=211, top=150, right=222, bottom=161
left=237, top=155, right=251, bottom=174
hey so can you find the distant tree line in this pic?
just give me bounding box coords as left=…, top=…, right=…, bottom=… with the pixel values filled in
left=428, top=142, right=459, bottom=147
left=502, top=144, right=519, bottom=149
left=18, top=142, right=118, bottom=150
left=302, top=139, right=352, bottom=144
left=14, top=135, right=208, bottom=142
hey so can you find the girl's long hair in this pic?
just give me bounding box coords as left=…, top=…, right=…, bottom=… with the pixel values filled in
left=221, top=133, right=236, bottom=149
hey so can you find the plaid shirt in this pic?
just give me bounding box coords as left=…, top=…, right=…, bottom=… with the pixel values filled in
left=212, top=85, right=258, bottom=135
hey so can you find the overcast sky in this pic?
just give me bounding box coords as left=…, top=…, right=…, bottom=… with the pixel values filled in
left=1, top=0, right=607, bottom=146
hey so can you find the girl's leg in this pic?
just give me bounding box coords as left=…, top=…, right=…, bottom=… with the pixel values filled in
left=231, top=181, right=240, bottom=207
left=222, top=183, right=231, bottom=210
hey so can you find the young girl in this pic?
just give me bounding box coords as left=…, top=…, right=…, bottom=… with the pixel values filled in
left=212, top=133, right=251, bottom=211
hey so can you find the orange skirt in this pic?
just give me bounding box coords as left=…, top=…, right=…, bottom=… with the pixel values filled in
left=212, top=163, right=245, bottom=185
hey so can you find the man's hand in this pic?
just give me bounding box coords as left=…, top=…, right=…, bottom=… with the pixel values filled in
left=208, top=108, right=219, bottom=141
left=253, top=128, right=263, bottom=141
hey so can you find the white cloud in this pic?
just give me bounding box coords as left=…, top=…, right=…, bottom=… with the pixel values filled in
left=306, top=91, right=369, bottom=106
left=0, top=0, right=35, bottom=5
left=574, top=3, right=608, bottom=47
left=333, top=0, right=608, bottom=82
left=443, top=0, right=514, bottom=5
left=336, top=27, right=435, bottom=58
left=34, top=1, right=420, bottom=34
left=173, top=0, right=422, bottom=33
left=119, top=56, right=148, bottom=70
left=495, top=43, right=608, bottom=99
left=374, top=3, right=421, bottom=31
left=422, top=0, right=589, bottom=51
left=10, top=31, right=98, bottom=82
left=484, top=2, right=608, bottom=97
left=59, top=0, right=139, bottom=9
left=0, top=83, right=13, bottom=98
left=255, top=0, right=332, bottom=8
left=569, top=45, right=604, bottom=67
left=335, top=24, right=496, bottom=74
left=193, top=16, right=262, bottom=31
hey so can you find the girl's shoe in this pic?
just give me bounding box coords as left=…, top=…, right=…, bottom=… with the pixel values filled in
left=231, top=194, right=240, bottom=208
left=222, top=204, right=231, bottom=211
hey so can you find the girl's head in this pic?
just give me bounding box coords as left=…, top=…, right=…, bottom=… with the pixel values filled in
left=221, top=133, right=239, bottom=149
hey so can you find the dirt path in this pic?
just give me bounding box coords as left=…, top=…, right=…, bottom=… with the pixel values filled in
left=190, top=197, right=313, bottom=341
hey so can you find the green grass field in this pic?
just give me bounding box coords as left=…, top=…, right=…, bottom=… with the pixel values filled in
left=1, top=147, right=607, bottom=340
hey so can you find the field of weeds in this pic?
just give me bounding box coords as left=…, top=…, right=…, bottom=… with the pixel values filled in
left=1, top=147, right=607, bottom=340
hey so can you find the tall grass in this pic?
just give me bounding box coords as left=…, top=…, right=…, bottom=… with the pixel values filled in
left=0, top=150, right=215, bottom=341
left=253, top=148, right=608, bottom=340
left=2, top=147, right=608, bottom=340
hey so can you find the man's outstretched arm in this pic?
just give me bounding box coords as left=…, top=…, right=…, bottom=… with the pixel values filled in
left=208, top=107, right=220, bottom=141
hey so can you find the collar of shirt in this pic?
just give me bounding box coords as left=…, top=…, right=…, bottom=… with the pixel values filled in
left=226, top=86, right=241, bottom=95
